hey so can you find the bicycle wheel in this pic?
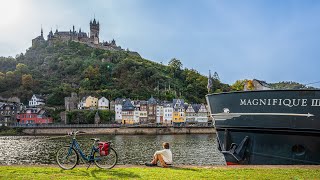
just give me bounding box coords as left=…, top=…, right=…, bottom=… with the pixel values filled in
left=94, top=147, right=118, bottom=169
left=56, top=146, right=79, bottom=170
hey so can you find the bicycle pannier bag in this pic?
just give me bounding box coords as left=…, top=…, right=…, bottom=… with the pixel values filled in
left=98, top=142, right=110, bottom=156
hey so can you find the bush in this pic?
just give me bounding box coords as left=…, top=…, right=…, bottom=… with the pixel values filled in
left=66, top=110, right=115, bottom=124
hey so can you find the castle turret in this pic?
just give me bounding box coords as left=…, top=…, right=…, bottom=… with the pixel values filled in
left=90, top=18, right=100, bottom=45
left=111, top=39, right=116, bottom=46
left=48, top=29, right=53, bottom=40
left=32, top=27, right=45, bottom=47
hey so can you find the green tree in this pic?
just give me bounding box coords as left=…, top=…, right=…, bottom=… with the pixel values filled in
left=231, top=80, right=246, bottom=91
left=168, top=58, right=182, bottom=70
left=168, top=58, right=183, bottom=78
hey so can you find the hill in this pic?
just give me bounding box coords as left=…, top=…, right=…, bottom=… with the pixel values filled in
left=0, top=41, right=228, bottom=105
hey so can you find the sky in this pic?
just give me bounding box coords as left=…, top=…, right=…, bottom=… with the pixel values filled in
left=1, top=0, right=320, bottom=87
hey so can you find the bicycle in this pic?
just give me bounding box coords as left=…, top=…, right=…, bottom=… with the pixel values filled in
left=56, top=130, right=118, bottom=170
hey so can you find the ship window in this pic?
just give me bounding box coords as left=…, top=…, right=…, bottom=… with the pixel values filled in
left=292, top=144, right=305, bottom=156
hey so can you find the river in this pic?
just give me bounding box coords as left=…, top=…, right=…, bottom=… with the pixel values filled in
left=0, top=134, right=225, bottom=165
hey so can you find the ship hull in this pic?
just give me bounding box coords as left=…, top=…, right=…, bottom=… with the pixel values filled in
left=206, top=90, right=320, bottom=165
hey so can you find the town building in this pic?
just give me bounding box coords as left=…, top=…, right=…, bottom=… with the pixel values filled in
left=78, top=96, right=98, bottom=109
left=185, top=104, right=198, bottom=123
left=121, top=99, right=135, bottom=124
left=64, top=92, right=78, bottom=111
left=29, top=94, right=45, bottom=107
left=163, top=103, right=173, bottom=125
left=17, top=108, right=53, bottom=125
left=114, top=98, right=125, bottom=123
left=0, top=103, right=24, bottom=126
left=114, top=97, right=210, bottom=126
left=98, top=97, right=109, bottom=110
left=133, top=106, right=140, bottom=124
left=195, top=104, right=209, bottom=123
left=172, top=99, right=186, bottom=125
left=147, top=97, right=157, bottom=123
left=139, top=101, right=148, bottom=124
left=156, top=103, right=164, bottom=124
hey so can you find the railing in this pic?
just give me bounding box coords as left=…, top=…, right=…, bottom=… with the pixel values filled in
left=9, top=123, right=214, bottom=128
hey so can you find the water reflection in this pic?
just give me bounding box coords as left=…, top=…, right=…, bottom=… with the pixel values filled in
left=0, top=134, right=225, bottom=165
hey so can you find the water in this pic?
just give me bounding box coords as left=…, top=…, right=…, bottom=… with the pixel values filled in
left=0, top=134, right=225, bottom=165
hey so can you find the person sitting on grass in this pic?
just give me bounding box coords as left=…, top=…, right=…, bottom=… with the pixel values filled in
left=145, top=142, right=172, bottom=167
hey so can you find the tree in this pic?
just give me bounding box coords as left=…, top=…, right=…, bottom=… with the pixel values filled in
left=21, top=74, right=33, bottom=90
left=168, top=58, right=183, bottom=78
left=0, top=72, right=4, bottom=80
left=168, top=58, right=182, bottom=70
left=5, top=71, right=15, bottom=79
left=16, top=63, right=28, bottom=74
left=213, top=72, right=220, bottom=81
left=231, top=80, right=247, bottom=91
left=246, top=80, right=255, bottom=90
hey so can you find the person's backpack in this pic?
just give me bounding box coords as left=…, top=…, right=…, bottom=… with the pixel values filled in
left=98, top=142, right=110, bottom=156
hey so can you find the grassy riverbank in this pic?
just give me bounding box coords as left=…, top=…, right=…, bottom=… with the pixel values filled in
left=0, top=127, right=24, bottom=136
left=0, top=165, right=319, bottom=180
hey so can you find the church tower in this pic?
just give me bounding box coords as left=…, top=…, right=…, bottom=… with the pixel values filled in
left=90, top=18, right=100, bottom=44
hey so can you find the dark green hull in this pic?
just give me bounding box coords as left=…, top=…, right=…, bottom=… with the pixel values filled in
left=206, top=90, right=320, bottom=165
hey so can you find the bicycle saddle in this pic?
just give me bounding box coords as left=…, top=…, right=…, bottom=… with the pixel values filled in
left=91, top=138, right=100, bottom=142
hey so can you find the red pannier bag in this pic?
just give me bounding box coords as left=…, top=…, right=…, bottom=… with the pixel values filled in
left=98, top=142, right=110, bottom=156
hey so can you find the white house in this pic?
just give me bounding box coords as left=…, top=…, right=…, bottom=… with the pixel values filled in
left=163, top=103, right=173, bottom=125
left=98, top=97, right=109, bottom=110
left=115, top=104, right=122, bottom=123
left=29, top=95, right=45, bottom=107
left=195, top=104, right=209, bottom=123
left=133, top=108, right=140, bottom=124
left=156, top=104, right=164, bottom=124
left=114, top=98, right=126, bottom=123
left=185, top=104, right=197, bottom=122
left=78, top=97, right=86, bottom=109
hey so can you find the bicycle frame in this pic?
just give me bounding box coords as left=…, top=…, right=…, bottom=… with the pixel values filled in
left=67, top=137, right=100, bottom=162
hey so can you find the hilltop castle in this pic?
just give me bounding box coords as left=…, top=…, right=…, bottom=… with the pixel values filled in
left=32, top=18, right=127, bottom=52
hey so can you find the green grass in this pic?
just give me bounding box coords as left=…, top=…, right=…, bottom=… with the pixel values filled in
left=0, top=166, right=319, bottom=180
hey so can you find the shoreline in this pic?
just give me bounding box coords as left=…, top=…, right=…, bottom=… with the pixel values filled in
left=19, top=126, right=216, bottom=135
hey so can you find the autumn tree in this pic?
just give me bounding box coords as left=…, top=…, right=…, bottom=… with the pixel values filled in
left=16, top=63, right=28, bottom=74
left=21, top=74, right=33, bottom=90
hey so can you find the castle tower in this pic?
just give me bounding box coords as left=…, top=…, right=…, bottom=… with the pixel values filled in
left=32, top=27, right=45, bottom=47
left=90, top=18, right=100, bottom=45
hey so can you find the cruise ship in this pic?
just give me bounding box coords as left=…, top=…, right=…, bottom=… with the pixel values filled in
left=206, top=89, right=320, bottom=165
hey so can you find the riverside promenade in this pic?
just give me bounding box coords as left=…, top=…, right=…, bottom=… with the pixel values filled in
left=11, top=124, right=216, bottom=135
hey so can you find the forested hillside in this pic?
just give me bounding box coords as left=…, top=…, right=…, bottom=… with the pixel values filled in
left=0, top=41, right=228, bottom=105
